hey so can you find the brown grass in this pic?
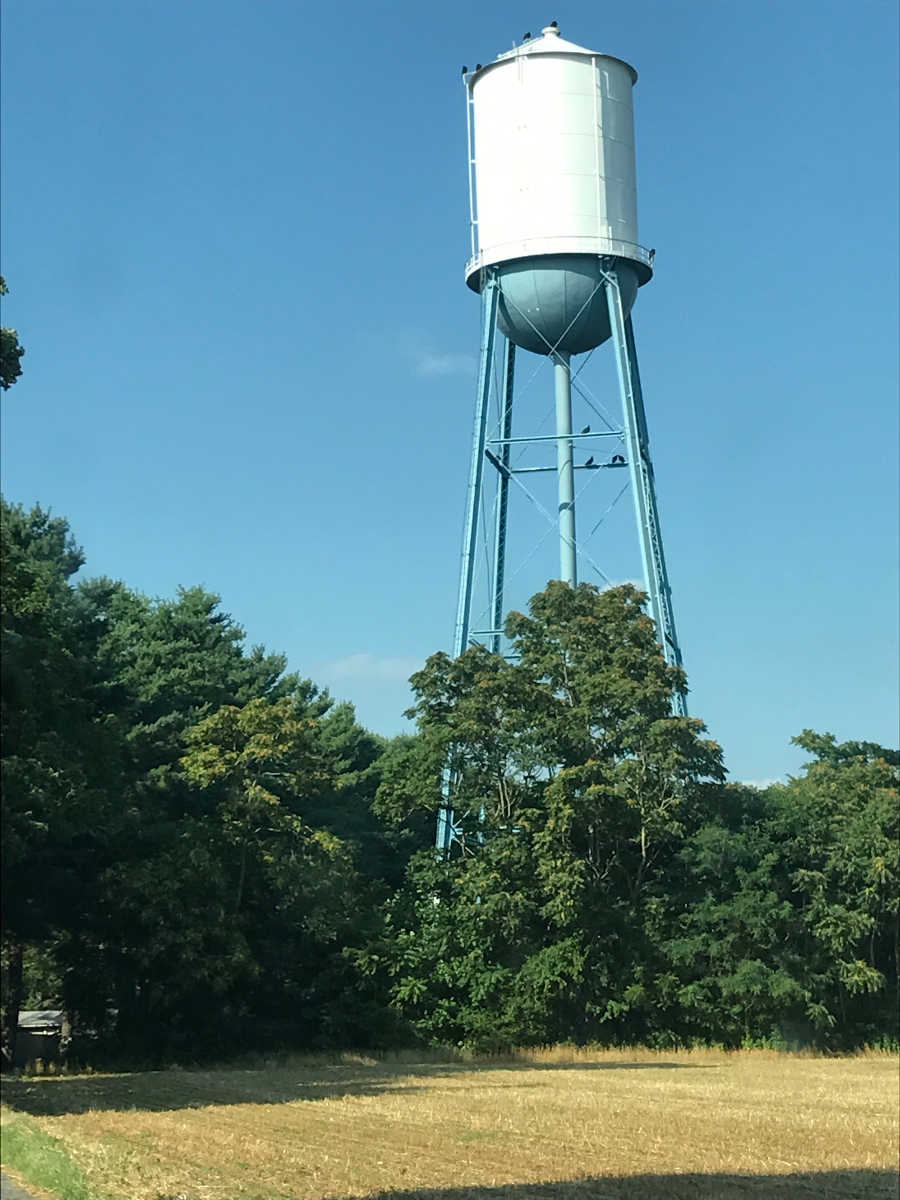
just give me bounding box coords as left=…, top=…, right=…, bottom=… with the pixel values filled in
left=2, top=1047, right=898, bottom=1199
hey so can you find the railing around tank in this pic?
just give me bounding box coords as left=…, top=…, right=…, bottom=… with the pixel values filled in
left=465, top=238, right=654, bottom=285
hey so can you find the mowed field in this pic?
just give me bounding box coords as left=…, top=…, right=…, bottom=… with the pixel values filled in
left=1, top=1048, right=897, bottom=1200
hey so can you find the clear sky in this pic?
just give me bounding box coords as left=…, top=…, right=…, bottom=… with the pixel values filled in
left=2, top=0, right=897, bottom=783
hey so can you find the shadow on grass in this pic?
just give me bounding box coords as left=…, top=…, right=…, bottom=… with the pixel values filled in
left=323, top=1171, right=898, bottom=1199
left=1, top=1071, right=424, bottom=1116
left=0, top=1058, right=707, bottom=1117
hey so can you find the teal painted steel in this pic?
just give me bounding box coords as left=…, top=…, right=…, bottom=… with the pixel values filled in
left=554, top=352, right=577, bottom=585
left=453, top=274, right=500, bottom=658
left=495, top=255, right=640, bottom=355
left=437, top=274, right=500, bottom=853
left=437, top=268, right=689, bottom=854
left=604, top=269, right=687, bottom=715
left=490, top=342, right=516, bottom=654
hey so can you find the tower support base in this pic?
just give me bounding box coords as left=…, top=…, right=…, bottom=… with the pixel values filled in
left=436, top=264, right=687, bottom=852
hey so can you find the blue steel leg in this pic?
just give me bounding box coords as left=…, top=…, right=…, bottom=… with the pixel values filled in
left=604, top=269, right=687, bottom=717
left=490, top=340, right=515, bottom=653
left=436, top=272, right=500, bottom=852
left=554, top=351, right=577, bottom=586
left=453, top=273, right=499, bottom=659
left=435, top=763, right=455, bottom=854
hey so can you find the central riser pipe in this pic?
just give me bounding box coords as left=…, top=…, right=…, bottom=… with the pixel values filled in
left=554, top=351, right=577, bottom=585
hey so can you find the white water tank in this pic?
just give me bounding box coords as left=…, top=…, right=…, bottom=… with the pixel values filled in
left=465, top=25, right=653, bottom=355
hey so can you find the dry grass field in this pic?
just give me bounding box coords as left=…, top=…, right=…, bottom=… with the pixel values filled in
left=1, top=1047, right=898, bottom=1200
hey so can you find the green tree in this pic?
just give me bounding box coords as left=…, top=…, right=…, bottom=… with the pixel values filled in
left=0, top=501, right=116, bottom=1062
left=377, top=582, right=724, bottom=1049
left=55, top=585, right=310, bottom=1057
left=785, top=732, right=898, bottom=1042
left=667, top=735, right=899, bottom=1048
left=182, top=697, right=342, bottom=914
left=83, top=582, right=294, bottom=780
left=0, top=277, right=25, bottom=390
left=0, top=493, right=409, bottom=1061
left=52, top=571, right=404, bottom=1057
left=180, top=696, right=399, bottom=1050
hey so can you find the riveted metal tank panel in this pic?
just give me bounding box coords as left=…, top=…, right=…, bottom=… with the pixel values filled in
left=495, top=256, right=639, bottom=356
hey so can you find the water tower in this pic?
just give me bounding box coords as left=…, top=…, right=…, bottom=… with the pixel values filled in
left=437, top=25, right=687, bottom=851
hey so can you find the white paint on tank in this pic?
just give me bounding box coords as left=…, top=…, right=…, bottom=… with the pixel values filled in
left=465, top=26, right=651, bottom=287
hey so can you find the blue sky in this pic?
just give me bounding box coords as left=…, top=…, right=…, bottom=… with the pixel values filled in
left=2, top=0, right=897, bottom=782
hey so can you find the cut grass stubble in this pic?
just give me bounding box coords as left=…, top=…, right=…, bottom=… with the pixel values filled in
left=1, top=1047, right=897, bottom=1199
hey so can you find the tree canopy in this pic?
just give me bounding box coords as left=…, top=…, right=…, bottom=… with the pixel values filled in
left=1, top=501, right=896, bottom=1063
left=0, top=277, right=25, bottom=390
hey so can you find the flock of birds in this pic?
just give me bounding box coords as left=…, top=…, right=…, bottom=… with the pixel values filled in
left=577, top=427, right=627, bottom=469
left=461, top=21, right=558, bottom=75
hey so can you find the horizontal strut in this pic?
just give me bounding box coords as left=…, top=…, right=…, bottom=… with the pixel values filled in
left=509, top=462, right=628, bottom=474
left=487, top=431, right=623, bottom=446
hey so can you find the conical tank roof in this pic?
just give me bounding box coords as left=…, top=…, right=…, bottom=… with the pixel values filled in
left=470, top=24, right=637, bottom=84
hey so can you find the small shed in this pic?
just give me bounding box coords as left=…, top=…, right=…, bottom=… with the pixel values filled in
left=15, top=1010, right=64, bottom=1067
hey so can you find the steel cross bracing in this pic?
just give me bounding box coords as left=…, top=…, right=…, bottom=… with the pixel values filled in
left=436, top=265, right=687, bottom=851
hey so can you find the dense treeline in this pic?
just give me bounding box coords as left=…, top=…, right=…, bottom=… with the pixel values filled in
left=1, top=498, right=897, bottom=1065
